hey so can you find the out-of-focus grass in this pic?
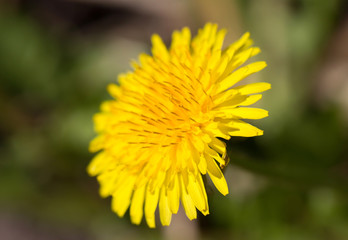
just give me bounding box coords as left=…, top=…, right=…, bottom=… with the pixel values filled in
left=0, top=1, right=348, bottom=239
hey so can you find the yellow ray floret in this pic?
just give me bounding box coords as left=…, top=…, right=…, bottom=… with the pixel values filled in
left=88, top=23, right=270, bottom=228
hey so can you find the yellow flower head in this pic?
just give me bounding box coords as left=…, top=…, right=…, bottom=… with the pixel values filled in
left=88, top=23, right=270, bottom=228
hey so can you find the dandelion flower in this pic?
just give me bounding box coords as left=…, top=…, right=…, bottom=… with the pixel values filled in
left=88, top=23, right=270, bottom=228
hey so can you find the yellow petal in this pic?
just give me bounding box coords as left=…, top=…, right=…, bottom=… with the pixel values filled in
left=145, top=185, right=160, bottom=228
left=111, top=175, right=136, bottom=217
left=205, top=154, right=229, bottom=195
left=98, top=168, right=120, bottom=197
left=89, top=135, right=105, bottom=152
left=204, top=121, right=231, bottom=140
left=204, top=144, right=224, bottom=165
left=240, top=94, right=262, bottom=106
left=191, top=135, right=205, bottom=152
left=179, top=174, right=197, bottom=220
left=228, top=32, right=250, bottom=52
left=216, top=61, right=267, bottom=93
left=208, top=137, right=226, bottom=155
left=214, top=93, right=262, bottom=109
left=197, top=173, right=209, bottom=215
left=130, top=184, right=146, bottom=225
left=188, top=140, right=201, bottom=164
left=209, top=172, right=229, bottom=196
left=204, top=153, right=222, bottom=178
left=187, top=173, right=208, bottom=214
left=167, top=175, right=180, bottom=214
left=214, top=107, right=269, bottom=119
left=151, top=34, right=169, bottom=61
left=87, top=151, right=108, bottom=176
left=214, top=53, right=230, bottom=78
left=233, top=47, right=261, bottom=68
left=93, top=113, right=110, bottom=132
left=212, top=29, right=227, bottom=52
left=159, top=187, right=172, bottom=226
left=224, top=120, right=264, bottom=137
left=107, top=83, right=121, bottom=99
left=213, top=93, right=248, bottom=109
left=235, top=82, right=271, bottom=95
left=219, top=47, right=261, bottom=80
left=198, top=154, right=207, bottom=174
left=171, top=27, right=191, bottom=49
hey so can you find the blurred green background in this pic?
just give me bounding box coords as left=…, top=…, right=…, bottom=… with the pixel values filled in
left=1, top=0, right=348, bottom=239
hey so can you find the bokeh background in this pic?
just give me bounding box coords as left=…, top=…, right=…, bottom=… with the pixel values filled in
left=1, top=0, right=348, bottom=239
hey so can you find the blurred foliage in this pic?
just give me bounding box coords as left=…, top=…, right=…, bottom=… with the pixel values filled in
left=1, top=0, right=348, bottom=240
left=228, top=107, right=347, bottom=188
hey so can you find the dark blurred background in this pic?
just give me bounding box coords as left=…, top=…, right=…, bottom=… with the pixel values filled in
left=1, top=0, right=348, bottom=239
